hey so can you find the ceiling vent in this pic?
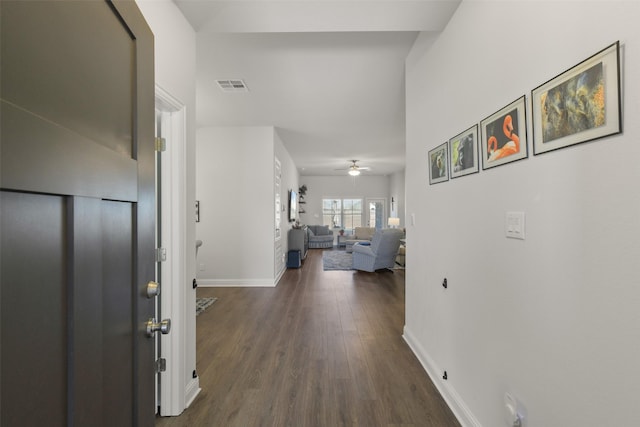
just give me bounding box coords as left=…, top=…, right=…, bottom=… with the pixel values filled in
left=216, top=79, right=249, bottom=93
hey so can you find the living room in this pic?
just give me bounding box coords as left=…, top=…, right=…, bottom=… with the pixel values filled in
left=195, top=129, right=406, bottom=286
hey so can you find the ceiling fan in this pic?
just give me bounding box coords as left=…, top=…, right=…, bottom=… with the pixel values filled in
left=335, top=160, right=371, bottom=176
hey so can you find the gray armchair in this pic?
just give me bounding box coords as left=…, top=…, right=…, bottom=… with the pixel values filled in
left=307, top=225, right=334, bottom=249
left=352, top=228, right=404, bottom=272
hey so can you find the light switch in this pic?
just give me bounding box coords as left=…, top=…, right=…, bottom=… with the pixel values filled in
left=505, top=211, right=525, bottom=240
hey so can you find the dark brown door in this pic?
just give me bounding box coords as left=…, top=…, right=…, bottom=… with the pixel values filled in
left=1, top=1, right=155, bottom=426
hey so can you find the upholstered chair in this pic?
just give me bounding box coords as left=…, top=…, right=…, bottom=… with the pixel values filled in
left=352, top=228, right=403, bottom=272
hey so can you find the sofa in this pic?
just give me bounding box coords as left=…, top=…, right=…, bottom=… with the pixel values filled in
left=307, top=225, right=334, bottom=249
left=344, top=227, right=375, bottom=253
left=352, top=228, right=404, bottom=272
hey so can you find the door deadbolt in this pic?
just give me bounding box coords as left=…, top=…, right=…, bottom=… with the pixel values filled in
left=146, top=281, right=160, bottom=298
left=146, top=318, right=171, bottom=338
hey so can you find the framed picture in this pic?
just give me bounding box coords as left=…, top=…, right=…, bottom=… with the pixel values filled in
left=480, top=95, right=528, bottom=169
left=531, top=41, right=621, bottom=155
left=449, top=124, right=479, bottom=178
left=428, top=142, right=449, bottom=185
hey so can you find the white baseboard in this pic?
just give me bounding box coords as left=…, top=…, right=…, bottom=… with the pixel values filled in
left=184, top=377, right=201, bottom=409
left=275, top=266, right=286, bottom=285
left=197, top=278, right=277, bottom=287
left=402, top=326, right=481, bottom=427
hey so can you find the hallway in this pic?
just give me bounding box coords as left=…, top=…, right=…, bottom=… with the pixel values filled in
left=156, top=249, right=460, bottom=426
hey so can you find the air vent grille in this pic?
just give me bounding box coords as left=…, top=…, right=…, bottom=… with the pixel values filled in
left=216, top=79, right=249, bottom=93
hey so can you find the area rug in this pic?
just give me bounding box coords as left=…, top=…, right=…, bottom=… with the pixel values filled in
left=322, top=250, right=353, bottom=271
left=196, top=297, right=218, bottom=316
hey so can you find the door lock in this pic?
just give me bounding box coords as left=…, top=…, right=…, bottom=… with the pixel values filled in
left=146, top=281, right=160, bottom=298
left=146, top=318, right=171, bottom=338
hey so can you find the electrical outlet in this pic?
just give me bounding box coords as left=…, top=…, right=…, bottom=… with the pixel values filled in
left=504, top=393, right=524, bottom=427
left=199, top=263, right=205, bottom=271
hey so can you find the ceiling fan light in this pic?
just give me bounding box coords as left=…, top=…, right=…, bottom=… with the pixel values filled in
left=348, top=169, right=360, bottom=176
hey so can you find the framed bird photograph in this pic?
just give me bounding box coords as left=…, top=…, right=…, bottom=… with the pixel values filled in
left=531, top=41, right=621, bottom=155
left=428, top=142, right=449, bottom=185
left=480, top=95, right=528, bottom=169
left=449, top=124, right=479, bottom=179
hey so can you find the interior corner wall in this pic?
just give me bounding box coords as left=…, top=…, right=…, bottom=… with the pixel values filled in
left=405, top=2, right=640, bottom=426
left=196, top=126, right=276, bottom=286
left=274, top=129, right=299, bottom=278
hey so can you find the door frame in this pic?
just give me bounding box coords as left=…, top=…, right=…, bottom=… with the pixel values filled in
left=155, top=85, right=196, bottom=415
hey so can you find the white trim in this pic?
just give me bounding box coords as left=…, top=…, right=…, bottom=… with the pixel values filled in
left=184, top=377, right=201, bottom=409
left=198, top=278, right=278, bottom=287
left=402, top=326, right=481, bottom=427
left=156, top=85, right=194, bottom=416
left=274, top=264, right=286, bottom=285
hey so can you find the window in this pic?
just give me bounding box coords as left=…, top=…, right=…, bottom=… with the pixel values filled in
left=322, top=199, right=341, bottom=228
left=322, top=198, right=363, bottom=232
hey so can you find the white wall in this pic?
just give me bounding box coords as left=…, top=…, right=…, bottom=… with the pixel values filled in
left=300, top=175, right=390, bottom=227
left=196, top=126, right=297, bottom=286
left=136, top=0, right=198, bottom=413
left=405, top=2, right=640, bottom=426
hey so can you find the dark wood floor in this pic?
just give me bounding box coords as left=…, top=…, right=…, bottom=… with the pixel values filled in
left=156, top=248, right=460, bottom=427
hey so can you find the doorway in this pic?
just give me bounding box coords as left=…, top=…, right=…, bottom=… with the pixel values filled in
left=155, top=86, right=198, bottom=416
left=366, top=198, right=387, bottom=229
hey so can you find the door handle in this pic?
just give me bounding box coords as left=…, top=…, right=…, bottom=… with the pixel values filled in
left=146, top=318, right=171, bottom=338
left=146, top=281, right=160, bottom=298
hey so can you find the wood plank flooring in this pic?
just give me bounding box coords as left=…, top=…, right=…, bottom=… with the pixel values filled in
left=156, top=248, right=460, bottom=427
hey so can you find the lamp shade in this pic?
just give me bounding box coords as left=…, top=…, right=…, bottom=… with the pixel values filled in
left=348, top=169, right=360, bottom=176
left=388, top=217, right=400, bottom=227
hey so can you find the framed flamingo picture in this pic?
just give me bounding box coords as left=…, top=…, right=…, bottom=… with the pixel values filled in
left=448, top=124, right=479, bottom=179
left=531, top=41, right=621, bottom=155
left=480, top=95, right=528, bottom=170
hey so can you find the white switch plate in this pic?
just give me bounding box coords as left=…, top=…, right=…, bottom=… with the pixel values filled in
left=505, top=211, right=525, bottom=240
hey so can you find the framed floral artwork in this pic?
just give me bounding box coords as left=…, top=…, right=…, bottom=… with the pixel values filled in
left=531, top=41, right=621, bottom=155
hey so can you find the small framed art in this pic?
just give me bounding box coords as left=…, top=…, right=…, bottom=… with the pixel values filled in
left=531, top=41, right=621, bottom=155
left=480, top=95, right=528, bottom=169
left=449, top=124, right=479, bottom=178
left=428, top=142, right=449, bottom=185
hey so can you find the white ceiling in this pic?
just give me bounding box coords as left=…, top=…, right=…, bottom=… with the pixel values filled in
left=174, top=0, right=461, bottom=176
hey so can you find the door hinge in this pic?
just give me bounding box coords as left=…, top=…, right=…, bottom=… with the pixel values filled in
left=155, top=137, right=166, bottom=152
left=155, top=358, right=167, bottom=373
left=155, top=247, right=167, bottom=262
